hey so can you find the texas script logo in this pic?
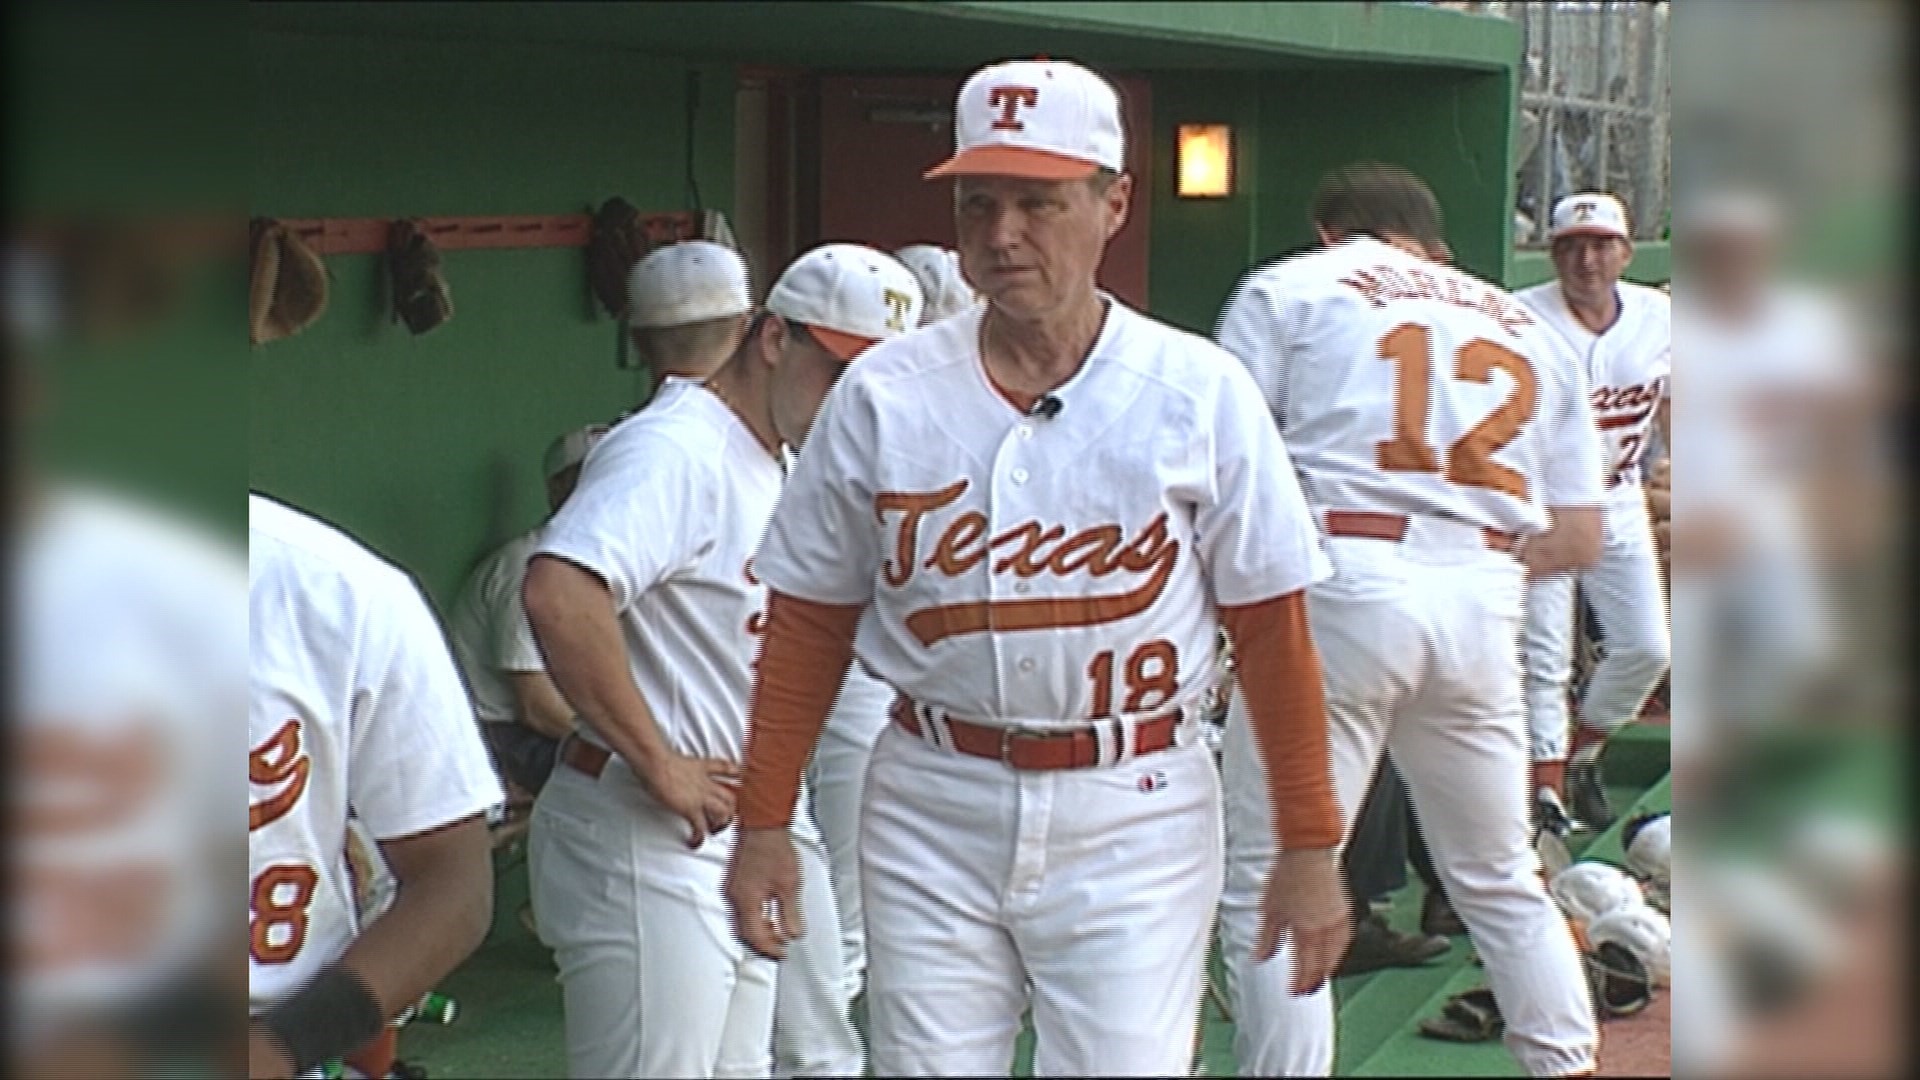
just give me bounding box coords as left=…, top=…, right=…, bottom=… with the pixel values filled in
left=875, top=479, right=1179, bottom=647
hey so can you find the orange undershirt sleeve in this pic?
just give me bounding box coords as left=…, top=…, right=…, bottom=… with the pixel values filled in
left=735, top=591, right=866, bottom=830
left=1218, top=590, right=1343, bottom=851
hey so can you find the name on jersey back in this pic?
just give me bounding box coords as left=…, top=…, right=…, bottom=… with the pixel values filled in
left=1336, top=264, right=1536, bottom=339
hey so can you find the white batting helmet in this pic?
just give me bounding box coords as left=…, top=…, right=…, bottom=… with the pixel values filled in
left=1550, top=861, right=1646, bottom=929
left=1588, top=904, right=1671, bottom=987
left=1782, top=811, right=1892, bottom=914
left=1623, top=812, right=1672, bottom=885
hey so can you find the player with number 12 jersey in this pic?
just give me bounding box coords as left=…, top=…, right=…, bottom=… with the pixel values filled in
left=1225, top=239, right=1600, bottom=538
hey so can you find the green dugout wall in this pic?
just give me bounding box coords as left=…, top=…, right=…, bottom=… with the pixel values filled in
left=244, top=2, right=1523, bottom=607
left=247, top=29, right=738, bottom=604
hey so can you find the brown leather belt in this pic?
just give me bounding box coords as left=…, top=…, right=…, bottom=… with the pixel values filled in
left=891, top=696, right=1182, bottom=771
left=560, top=736, right=613, bottom=780
left=1324, top=510, right=1517, bottom=555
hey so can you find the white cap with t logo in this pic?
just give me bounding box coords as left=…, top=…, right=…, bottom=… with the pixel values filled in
left=764, top=244, right=924, bottom=362
left=924, top=58, right=1125, bottom=181
left=1550, top=193, right=1632, bottom=241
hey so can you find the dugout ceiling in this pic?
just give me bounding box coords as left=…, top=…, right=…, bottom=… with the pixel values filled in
left=247, top=1, right=1516, bottom=75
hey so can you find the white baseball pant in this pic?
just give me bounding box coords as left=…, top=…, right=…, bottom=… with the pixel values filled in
left=1666, top=572, right=1710, bottom=767
left=1524, top=488, right=1672, bottom=761
left=529, top=745, right=777, bottom=1079
left=800, top=667, right=894, bottom=1002
left=1220, top=516, right=1599, bottom=1078
left=771, top=800, right=865, bottom=1078
left=859, top=716, right=1221, bottom=1077
left=1721, top=529, right=1839, bottom=732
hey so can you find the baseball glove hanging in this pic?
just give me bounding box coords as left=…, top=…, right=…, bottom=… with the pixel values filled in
left=249, top=218, right=330, bottom=345
left=586, top=196, right=653, bottom=320
left=388, top=219, right=453, bottom=334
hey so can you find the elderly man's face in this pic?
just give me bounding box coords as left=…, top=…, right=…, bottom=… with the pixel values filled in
left=952, top=173, right=1130, bottom=323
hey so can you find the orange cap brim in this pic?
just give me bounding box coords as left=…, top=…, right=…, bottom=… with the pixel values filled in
left=804, top=324, right=878, bottom=362
left=924, top=145, right=1102, bottom=181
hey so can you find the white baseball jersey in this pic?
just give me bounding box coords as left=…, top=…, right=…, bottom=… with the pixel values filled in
left=1679, top=284, right=1865, bottom=483
left=447, top=526, right=547, bottom=725
left=1217, top=237, right=1606, bottom=534
left=15, top=485, right=241, bottom=1037
left=755, top=298, right=1330, bottom=727
left=537, top=377, right=783, bottom=762
left=248, top=494, right=504, bottom=1014
left=1516, top=280, right=1671, bottom=498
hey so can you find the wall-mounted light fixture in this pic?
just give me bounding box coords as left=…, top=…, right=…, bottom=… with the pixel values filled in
left=1176, top=123, right=1233, bottom=198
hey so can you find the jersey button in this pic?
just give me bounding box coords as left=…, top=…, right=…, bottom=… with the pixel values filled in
left=1011, top=467, right=1030, bottom=484
left=1018, top=424, right=1035, bottom=440
left=1014, top=582, right=1031, bottom=595
left=1018, top=658, right=1037, bottom=673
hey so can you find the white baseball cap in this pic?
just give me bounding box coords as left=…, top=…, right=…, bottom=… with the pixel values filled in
left=893, top=244, right=977, bottom=325
left=626, top=240, right=751, bottom=329
left=543, top=423, right=609, bottom=480
left=764, top=243, right=923, bottom=362
left=1683, top=189, right=1783, bottom=239
left=924, top=58, right=1125, bottom=181
left=1550, top=192, right=1632, bottom=241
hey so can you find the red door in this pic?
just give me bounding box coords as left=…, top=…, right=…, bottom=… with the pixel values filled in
left=814, top=74, right=1151, bottom=310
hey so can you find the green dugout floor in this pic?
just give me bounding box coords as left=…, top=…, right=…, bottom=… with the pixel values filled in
left=402, top=723, right=1681, bottom=1077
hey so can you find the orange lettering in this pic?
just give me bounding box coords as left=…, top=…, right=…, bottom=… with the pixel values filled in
left=1339, top=270, right=1390, bottom=309
left=992, top=522, right=1068, bottom=577
left=19, top=861, right=169, bottom=974
left=249, top=719, right=310, bottom=833
left=987, top=85, right=1039, bottom=130
left=250, top=863, right=320, bottom=965
left=1116, top=515, right=1174, bottom=573
left=877, top=480, right=969, bottom=588
left=927, top=511, right=990, bottom=576
left=1500, top=304, right=1535, bottom=335
left=880, top=484, right=1183, bottom=647
left=1046, top=525, right=1124, bottom=575
left=19, top=724, right=160, bottom=835
left=906, top=553, right=1178, bottom=648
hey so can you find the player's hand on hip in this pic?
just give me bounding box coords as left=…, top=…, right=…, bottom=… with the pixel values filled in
left=638, top=752, right=741, bottom=848
left=1256, top=846, right=1353, bottom=996
left=725, top=825, right=803, bottom=961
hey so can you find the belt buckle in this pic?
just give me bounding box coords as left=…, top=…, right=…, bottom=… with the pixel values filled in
left=997, top=724, right=1048, bottom=765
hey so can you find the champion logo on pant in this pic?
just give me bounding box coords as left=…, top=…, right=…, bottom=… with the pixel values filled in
left=1137, top=769, right=1169, bottom=793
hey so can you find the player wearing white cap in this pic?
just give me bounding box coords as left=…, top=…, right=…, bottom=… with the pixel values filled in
left=1214, top=163, right=1606, bottom=1077
left=791, top=241, right=980, bottom=1011
left=1515, top=193, right=1672, bottom=829
left=724, top=58, right=1343, bottom=1077
left=522, top=244, right=922, bottom=1079
left=627, top=239, right=755, bottom=394
left=448, top=424, right=609, bottom=806
left=624, top=234, right=872, bottom=1077
left=248, top=495, right=504, bottom=1080
left=894, top=243, right=980, bottom=325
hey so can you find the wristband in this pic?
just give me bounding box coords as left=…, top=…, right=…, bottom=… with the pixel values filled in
left=258, top=967, right=385, bottom=1077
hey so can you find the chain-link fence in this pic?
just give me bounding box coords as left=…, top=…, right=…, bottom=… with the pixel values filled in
left=1451, top=2, right=1671, bottom=247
